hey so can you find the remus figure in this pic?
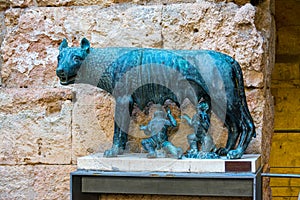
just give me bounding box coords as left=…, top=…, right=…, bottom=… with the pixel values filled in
left=182, top=101, right=219, bottom=159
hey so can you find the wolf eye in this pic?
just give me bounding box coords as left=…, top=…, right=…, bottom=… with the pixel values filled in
left=73, top=55, right=83, bottom=63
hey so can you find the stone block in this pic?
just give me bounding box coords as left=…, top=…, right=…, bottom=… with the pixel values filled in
left=273, top=112, right=298, bottom=130
left=272, top=63, right=300, bottom=81
left=276, top=26, right=300, bottom=55
left=71, top=84, right=115, bottom=164
left=244, top=89, right=265, bottom=154
left=0, top=165, right=35, bottom=200
left=275, top=0, right=300, bottom=28
left=1, top=6, right=61, bottom=87
left=0, top=88, right=73, bottom=165
left=272, top=87, right=300, bottom=130
left=261, top=88, right=274, bottom=164
left=33, top=165, right=76, bottom=200
left=272, top=87, right=300, bottom=113
left=0, top=165, right=76, bottom=200
left=270, top=133, right=300, bottom=168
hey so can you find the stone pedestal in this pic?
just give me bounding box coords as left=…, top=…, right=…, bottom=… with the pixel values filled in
left=77, top=153, right=261, bottom=173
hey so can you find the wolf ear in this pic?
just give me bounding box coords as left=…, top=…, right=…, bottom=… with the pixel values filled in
left=81, top=38, right=90, bottom=54
left=59, top=39, right=68, bottom=51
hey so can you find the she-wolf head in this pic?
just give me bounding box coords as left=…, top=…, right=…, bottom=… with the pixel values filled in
left=56, top=38, right=90, bottom=85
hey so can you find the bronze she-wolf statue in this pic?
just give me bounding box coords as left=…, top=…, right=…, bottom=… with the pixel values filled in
left=56, top=38, right=256, bottom=159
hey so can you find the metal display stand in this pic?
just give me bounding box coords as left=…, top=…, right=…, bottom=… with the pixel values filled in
left=70, top=167, right=262, bottom=200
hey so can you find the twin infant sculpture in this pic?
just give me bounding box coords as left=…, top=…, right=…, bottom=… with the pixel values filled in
left=56, top=38, right=256, bottom=160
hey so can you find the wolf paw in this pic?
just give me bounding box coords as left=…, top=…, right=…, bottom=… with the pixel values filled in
left=104, top=145, right=121, bottom=157
left=227, top=148, right=243, bottom=159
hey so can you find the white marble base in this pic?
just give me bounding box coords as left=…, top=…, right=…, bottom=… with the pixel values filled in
left=77, top=153, right=261, bottom=173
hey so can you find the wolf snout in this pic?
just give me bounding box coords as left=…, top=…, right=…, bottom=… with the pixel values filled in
left=56, top=68, right=65, bottom=77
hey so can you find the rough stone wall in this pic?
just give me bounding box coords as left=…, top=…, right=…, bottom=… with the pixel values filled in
left=0, top=0, right=274, bottom=199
